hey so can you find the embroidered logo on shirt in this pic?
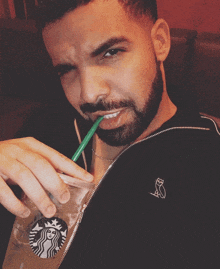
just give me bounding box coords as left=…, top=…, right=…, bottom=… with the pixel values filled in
left=149, top=178, right=166, bottom=199
left=29, top=217, right=68, bottom=258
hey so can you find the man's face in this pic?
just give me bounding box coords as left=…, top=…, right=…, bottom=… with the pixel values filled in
left=43, top=0, right=163, bottom=146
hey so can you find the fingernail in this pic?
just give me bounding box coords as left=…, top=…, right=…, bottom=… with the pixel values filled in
left=60, top=190, right=70, bottom=204
left=46, top=204, right=56, bottom=217
left=21, top=208, right=30, bottom=218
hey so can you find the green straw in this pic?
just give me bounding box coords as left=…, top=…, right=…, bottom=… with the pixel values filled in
left=71, top=116, right=104, bottom=162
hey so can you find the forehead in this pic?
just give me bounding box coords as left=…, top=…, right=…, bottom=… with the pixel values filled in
left=43, top=0, right=152, bottom=61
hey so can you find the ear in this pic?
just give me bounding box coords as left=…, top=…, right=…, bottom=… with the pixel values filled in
left=151, top=19, right=171, bottom=62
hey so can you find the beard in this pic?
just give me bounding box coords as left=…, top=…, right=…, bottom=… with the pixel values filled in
left=80, top=63, right=163, bottom=146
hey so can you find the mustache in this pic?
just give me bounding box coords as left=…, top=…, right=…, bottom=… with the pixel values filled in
left=80, top=99, right=135, bottom=114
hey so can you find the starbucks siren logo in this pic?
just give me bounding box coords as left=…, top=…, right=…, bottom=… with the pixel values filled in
left=29, top=217, right=68, bottom=258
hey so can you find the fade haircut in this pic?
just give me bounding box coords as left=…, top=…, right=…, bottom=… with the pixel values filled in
left=36, top=0, right=158, bottom=30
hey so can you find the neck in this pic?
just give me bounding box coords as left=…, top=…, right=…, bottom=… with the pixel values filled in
left=136, top=90, right=176, bottom=142
left=90, top=135, right=126, bottom=185
left=92, top=135, right=127, bottom=162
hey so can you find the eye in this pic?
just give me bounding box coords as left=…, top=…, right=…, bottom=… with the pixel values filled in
left=103, top=48, right=124, bottom=58
left=55, top=64, right=76, bottom=78
left=58, top=71, right=67, bottom=78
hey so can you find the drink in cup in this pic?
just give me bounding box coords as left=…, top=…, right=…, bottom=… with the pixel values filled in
left=3, top=116, right=103, bottom=268
left=3, top=173, right=95, bottom=268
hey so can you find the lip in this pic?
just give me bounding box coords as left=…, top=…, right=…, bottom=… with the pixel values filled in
left=89, top=108, right=124, bottom=121
left=98, top=108, right=128, bottom=130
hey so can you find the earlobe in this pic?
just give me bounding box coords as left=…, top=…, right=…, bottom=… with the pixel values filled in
left=151, top=19, right=171, bottom=62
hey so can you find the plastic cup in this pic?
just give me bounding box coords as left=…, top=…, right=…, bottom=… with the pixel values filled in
left=3, top=174, right=95, bottom=269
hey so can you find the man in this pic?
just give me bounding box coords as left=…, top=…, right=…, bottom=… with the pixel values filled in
left=0, top=0, right=220, bottom=267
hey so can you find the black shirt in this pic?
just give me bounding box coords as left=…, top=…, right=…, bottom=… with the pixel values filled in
left=1, top=102, right=220, bottom=268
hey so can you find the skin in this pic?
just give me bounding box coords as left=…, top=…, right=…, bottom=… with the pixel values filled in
left=0, top=138, right=93, bottom=218
left=0, top=0, right=176, bottom=216
left=43, top=0, right=176, bottom=183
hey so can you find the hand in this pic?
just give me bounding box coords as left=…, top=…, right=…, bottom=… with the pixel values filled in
left=0, top=137, right=93, bottom=218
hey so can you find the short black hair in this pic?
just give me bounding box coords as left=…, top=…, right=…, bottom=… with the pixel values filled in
left=36, top=0, right=158, bottom=30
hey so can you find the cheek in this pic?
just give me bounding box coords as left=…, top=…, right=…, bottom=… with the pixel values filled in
left=131, top=49, right=157, bottom=92
left=112, top=57, right=157, bottom=107
left=61, top=77, right=82, bottom=111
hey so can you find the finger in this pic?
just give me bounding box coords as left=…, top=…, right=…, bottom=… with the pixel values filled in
left=18, top=137, right=94, bottom=182
left=0, top=176, right=30, bottom=218
left=17, top=149, right=70, bottom=204
left=1, top=156, right=56, bottom=218
left=0, top=142, right=70, bottom=202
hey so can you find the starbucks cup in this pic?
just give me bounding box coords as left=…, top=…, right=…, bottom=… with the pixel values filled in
left=3, top=173, right=95, bottom=269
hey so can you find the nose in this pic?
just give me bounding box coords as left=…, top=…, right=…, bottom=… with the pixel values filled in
left=80, top=67, right=110, bottom=104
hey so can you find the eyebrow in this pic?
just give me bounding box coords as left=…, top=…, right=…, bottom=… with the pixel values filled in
left=53, top=36, right=130, bottom=72
left=90, top=36, right=130, bottom=57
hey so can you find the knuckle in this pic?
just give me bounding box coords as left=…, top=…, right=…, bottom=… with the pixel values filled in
left=31, top=155, right=49, bottom=169
left=13, top=167, right=31, bottom=184
left=24, top=136, right=36, bottom=143
left=19, top=137, right=37, bottom=146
